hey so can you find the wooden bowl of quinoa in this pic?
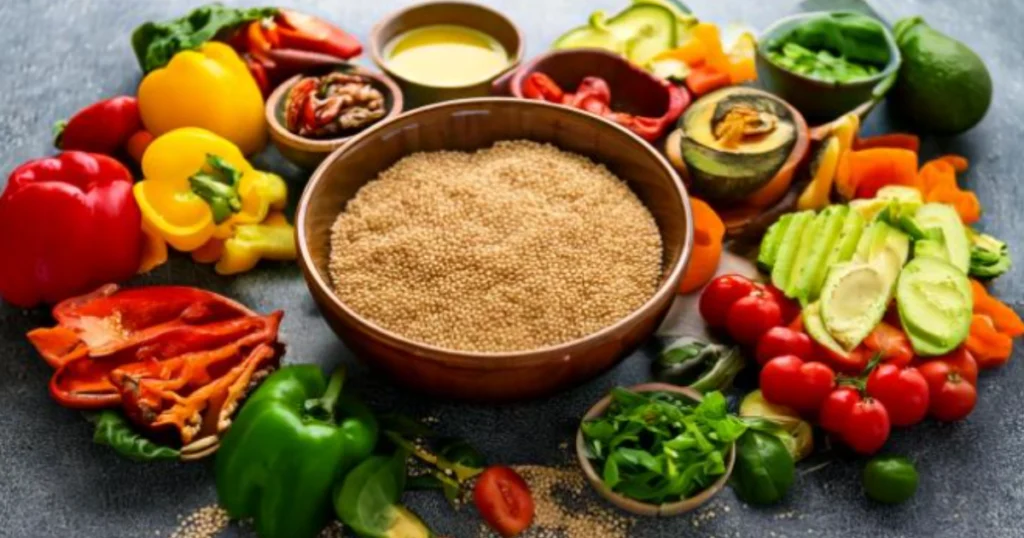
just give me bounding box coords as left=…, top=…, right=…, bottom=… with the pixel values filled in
left=296, top=97, right=692, bottom=401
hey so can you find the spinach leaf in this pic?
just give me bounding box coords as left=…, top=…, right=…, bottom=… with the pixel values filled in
left=91, top=411, right=179, bottom=462
left=131, top=3, right=277, bottom=72
left=730, top=429, right=795, bottom=505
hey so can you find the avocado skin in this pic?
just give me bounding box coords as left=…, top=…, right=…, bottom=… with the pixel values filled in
left=890, top=17, right=992, bottom=135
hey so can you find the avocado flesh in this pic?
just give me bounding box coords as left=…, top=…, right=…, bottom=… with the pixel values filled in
left=820, top=261, right=895, bottom=350
left=877, top=185, right=924, bottom=204
left=795, top=205, right=849, bottom=303
left=812, top=209, right=865, bottom=295
left=849, top=198, right=891, bottom=222
left=386, top=506, right=432, bottom=538
left=803, top=301, right=850, bottom=358
left=896, top=256, right=973, bottom=356
left=914, top=237, right=949, bottom=263
left=771, top=210, right=814, bottom=293
left=914, top=203, right=970, bottom=273
left=758, top=213, right=793, bottom=271
left=784, top=213, right=824, bottom=298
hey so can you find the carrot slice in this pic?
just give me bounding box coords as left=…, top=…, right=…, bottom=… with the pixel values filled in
left=679, top=198, right=725, bottom=294
left=972, top=280, right=1024, bottom=337
left=853, top=133, right=920, bottom=153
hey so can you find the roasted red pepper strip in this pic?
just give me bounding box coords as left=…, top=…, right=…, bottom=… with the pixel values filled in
left=54, top=96, right=142, bottom=155
left=0, top=154, right=142, bottom=307
left=522, top=72, right=565, bottom=102
left=276, top=9, right=362, bottom=59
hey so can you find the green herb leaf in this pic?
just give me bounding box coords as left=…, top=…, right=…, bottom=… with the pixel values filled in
left=730, top=430, right=795, bottom=505
left=91, top=411, right=180, bottom=462
left=335, top=450, right=408, bottom=536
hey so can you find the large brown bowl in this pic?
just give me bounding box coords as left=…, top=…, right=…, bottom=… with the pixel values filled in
left=296, top=98, right=692, bottom=401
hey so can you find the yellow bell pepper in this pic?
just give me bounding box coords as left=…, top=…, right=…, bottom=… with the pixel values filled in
left=797, top=136, right=842, bottom=210
left=138, top=42, right=267, bottom=155
left=134, top=127, right=288, bottom=252
left=215, top=213, right=297, bottom=275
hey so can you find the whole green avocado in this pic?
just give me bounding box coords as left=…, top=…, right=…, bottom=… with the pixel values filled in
left=890, top=17, right=993, bottom=135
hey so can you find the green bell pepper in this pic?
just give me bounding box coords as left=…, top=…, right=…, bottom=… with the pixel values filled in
left=215, top=365, right=378, bottom=538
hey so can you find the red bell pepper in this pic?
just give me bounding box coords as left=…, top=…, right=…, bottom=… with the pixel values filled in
left=522, top=72, right=565, bottom=102
left=54, top=96, right=142, bottom=155
left=0, top=152, right=142, bottom=307
left=276, top=9, right=362, bottom=60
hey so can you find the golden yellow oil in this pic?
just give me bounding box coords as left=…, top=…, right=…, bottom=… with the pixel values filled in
left=385, top=24, right=509, bottom=87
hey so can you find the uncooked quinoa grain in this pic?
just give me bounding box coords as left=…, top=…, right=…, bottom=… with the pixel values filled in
left=329, top=141, right=662, bottom=352
left=168, top=505, right=228, bottom=538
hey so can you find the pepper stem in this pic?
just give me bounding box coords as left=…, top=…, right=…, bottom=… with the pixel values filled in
left=304, top=366, right=346, bottom=422
left=189, top=154, right=243, bottom=224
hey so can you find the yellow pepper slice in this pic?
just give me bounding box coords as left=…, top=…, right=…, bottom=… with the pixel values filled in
left=215, top=213, right=297, bottom=275
left=134, top=127, right=288, bottom=252
left=138, top=42, right=267, bottom=155
left=797, top=135, right=842, bottom=210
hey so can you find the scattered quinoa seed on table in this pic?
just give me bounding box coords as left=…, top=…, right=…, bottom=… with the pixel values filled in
left=329, top=140, right=663, bottom=353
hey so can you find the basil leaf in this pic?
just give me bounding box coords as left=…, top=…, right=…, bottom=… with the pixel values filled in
left=335, top=450, right=408, bottom=536
left=730, top=430, right=795, bottom=505
left=91, top=411, right=179, bottom=462
left=131, top=3, right=277, bottom=72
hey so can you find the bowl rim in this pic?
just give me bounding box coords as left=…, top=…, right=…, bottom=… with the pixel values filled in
left=575, top=383, right=737, bottom=516
left=503, top=47, right=671, bottom=98
left=368, top=0, right=526, bottom=90
left=264, top=66, right=405, bottom=153
left=296, top=96, right=693, bottom=368
left=756, top=10, right=902, bottom=89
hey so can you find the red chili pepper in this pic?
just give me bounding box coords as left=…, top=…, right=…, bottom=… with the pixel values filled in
left=262, top=20, right=282, bottom=48
left=247, top=20, right=273, bottom=54
left=276, top=9, right=362, bottom=59
left=243, top=53, right=272, bottom=96
left=522, top=72, right=565, bottom=102
left=54, top=96, right=141, bottom=155
left=0, top=153, right=142, bottom=307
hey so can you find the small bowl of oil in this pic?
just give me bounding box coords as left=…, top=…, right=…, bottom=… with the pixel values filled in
left=370, top=1, right=524, bottom=107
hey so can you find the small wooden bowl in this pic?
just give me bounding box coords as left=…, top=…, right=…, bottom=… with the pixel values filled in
left=265, top=66, right=404, bottom=170
left=369, top=1, right=524, bottom=108
left=492, top=48, right=682, bottom=120
left=756, top=12, right=901, bottom=123
left=296, top=98, right=692, bottom=401
left=576, top=383, right=736, bottom=516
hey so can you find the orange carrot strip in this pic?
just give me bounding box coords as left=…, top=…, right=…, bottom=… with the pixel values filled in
left=972, top=280, right=1024, bottom=337
left=853, top=133, right=920, bottom=153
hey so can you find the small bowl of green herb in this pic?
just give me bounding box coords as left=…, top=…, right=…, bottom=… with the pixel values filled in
left=575, top=383, right=743, bottom=516
left=756, top=11, right=901, bottom=122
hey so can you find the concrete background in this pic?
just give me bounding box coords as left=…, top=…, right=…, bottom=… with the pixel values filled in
left=1, top=0, right=1022, bottom=536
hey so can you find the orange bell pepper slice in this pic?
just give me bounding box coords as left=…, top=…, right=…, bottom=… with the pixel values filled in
left=966, top=314, right=1014, bottom=369
left=840, top=148, right=920, bottom=199
left=679, top=198, right=725, bottom=294
left=852, top=133, right=920, bottom=153
left=685, top=65, right=732, bottom=97
left=972, top=280, right=1024, bottom=337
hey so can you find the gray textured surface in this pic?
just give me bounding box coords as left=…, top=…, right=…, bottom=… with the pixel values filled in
left=1, top=0, right=1023, bottom=537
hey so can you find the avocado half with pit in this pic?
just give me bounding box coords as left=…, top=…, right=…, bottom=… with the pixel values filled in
left=666, top=87, right=801, bottom=203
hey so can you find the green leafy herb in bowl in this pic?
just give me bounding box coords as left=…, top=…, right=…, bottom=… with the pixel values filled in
left=576, top=383, right=745, bottom=516
left=768, top=42, right=880, bottom=84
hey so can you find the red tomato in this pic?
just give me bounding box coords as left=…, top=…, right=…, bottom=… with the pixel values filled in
left=919, top=351, right=979, bottom=422
left=474, top=466, right=535, bottom=537
left=863, top=322, right=915, bottom=367
left=843, top=397, right=890, bottom=455
left=819, top=345, right=871, bottom=374
left=726, top=292, right=783, bottom=345
left=760, top=355, right=836, bottom=413
left=866, top=364, right=930, bottom=427
left=763, top=284, right=801, bottom=325
left=818, top=386, right=860, bottom=433
left=699, top=274, right=757, bottom=328
left=756, top=327, right=814, bottom=365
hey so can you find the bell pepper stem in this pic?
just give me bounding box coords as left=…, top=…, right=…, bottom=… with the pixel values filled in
left=304, top=366, right=346, bottom=421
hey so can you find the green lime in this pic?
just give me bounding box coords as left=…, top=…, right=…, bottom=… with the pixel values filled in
left=863, top=455, right=918, bottom=504
left=889, top=16, right=992, bottom=135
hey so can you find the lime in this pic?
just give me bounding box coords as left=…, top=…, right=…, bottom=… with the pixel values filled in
left=863, top=455, right=919, bottom=504
left=889, top=17, right=992, bottom=135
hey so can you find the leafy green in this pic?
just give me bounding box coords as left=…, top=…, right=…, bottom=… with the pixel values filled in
left=729, top=429, right=795, bottom=505
left=382, top=421, right=485, bottom=508
left=653, top=337, right=746, bottom=393
left=968, top=229, right=1011, bottom=279
left=131, top=3, right=277, bottom=72
left=334, top=450, right=430, bottom=538
left=581, top=389, right=746, bottom=504
left=767, top=11, right=890, bottom=83
left=91, top=411, right=180, bottom=462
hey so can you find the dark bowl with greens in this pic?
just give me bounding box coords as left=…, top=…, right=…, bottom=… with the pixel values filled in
left=575, top=383, right=740, bottom=516
left=756, top=11, right=901, bottom=122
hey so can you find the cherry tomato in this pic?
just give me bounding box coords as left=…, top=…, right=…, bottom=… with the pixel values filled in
left=726, top=292, right=783, bottom=345
left=474, top=466, right=535, bottom=537
left=699, top=274, right=757, bottom=328
left=919, top=351, right=979, bottom=422
left=760, top=355, right=836, bottom=413
left=918, top=347, right=978, bottom=386
left=843, top=397, right=890, bottom=455
left=819, top=386, right=860, bottom=433
left=756, top=326, right=814, bottom=365
left=819, top=345, right=871, bottom=375
left=866, top=364, right=930, bottom=427
left=864, top=322, right=915, bottom=368
left=763, top=284, right=801, bottom=325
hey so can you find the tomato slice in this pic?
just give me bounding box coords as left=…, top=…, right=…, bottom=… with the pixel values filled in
left=474, top=466, right=534, bottom=537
